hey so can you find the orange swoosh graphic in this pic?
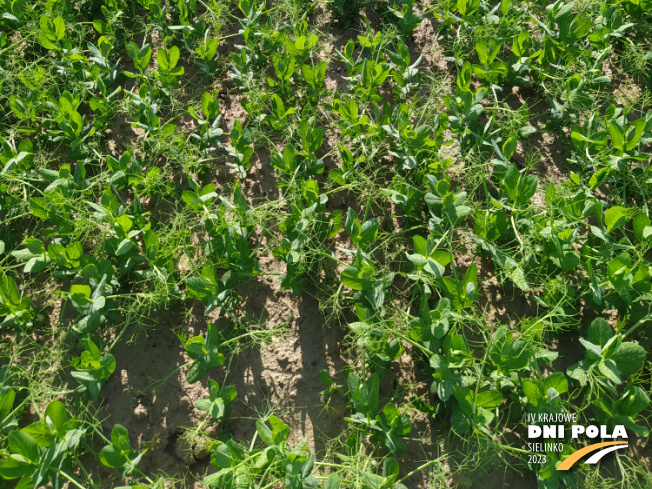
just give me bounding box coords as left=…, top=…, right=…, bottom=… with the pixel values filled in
left=557, top=441, right=628, bottom=470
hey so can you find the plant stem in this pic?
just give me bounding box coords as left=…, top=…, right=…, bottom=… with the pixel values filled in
left=396, top=458, right=444, bottom=484
left=623, top=314, right=652, bottom=338
left=108, top=313, right=133, bottom=352
left=59, top=470, right=88, bottom=489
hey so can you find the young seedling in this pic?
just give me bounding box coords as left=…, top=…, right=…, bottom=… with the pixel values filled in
left=71, top=338, right=116, bottom=401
